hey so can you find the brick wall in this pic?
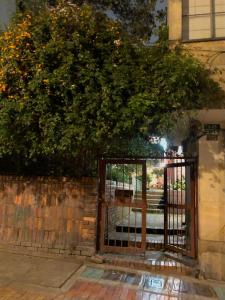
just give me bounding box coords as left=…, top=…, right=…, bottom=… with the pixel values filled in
left=0, top=176, right=98, bottom=257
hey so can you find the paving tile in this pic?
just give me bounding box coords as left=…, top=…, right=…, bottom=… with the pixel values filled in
left=177, top=280, right=193, bottom=294
left=120, top=273, right=142, bottom=286
left=0, top=259, right=221, bottom=300
left=135, top=290, right=144, bottom=300
left=148, top=294, right=159, bottom=300
left=158, top=295, right=171, bottom=300
left=167, top=278, right=193, bottom=296
left=141, top=291, right=151, bottom=300
left=192, top=282, right=217, bottom=298
left=214, top=286, right=225, bottom=300
left=95, top=268, right=143, bottom=286
left=120, top=286, right=130, bottom=299
left=143, top=275, right=167, bottom=294
left=96, top=285, right=108, bottom=300
left=80, top=267, right=104, bottom=280
left=101, top=269, right=125, bottom=281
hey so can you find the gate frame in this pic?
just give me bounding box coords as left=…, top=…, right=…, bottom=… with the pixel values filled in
left=97, top=156, right=198, bottom=258
left=98, top=158, right=147, bottom=254
left=164, top=161, right=198, bottom=258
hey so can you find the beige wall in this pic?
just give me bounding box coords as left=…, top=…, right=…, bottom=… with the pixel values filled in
left=197, top=112, right=225, bottom=280
left=183, top=40, right=225, bottom=96
left=168, top=0, right=225, bottom=96
left=168, top=0, right=225, bottom=41
left=194, top=110, right=225, bottom=280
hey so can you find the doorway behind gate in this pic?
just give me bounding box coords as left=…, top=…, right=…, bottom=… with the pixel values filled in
left=98, top=158, right=197, bottom=258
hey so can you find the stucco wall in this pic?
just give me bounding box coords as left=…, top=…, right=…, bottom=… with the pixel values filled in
left=183, top=40, right=225, bottom=96
left=168, top=0, right=225, bottom=98
left=196, top=110, right=225, bottom=280
left=0, top=0, right=16, bottom=29
left=0, top=176, right=98, bottom=257
left=198, top=132, right=225, bottom=280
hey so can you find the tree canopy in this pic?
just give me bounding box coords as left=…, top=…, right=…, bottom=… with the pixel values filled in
left=18, top=0, right=165, bottom=41
left=0, top=1, right=219, bottom=175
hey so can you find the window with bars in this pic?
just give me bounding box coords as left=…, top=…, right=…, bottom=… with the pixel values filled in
left=182, top=0, right=225, bottom=40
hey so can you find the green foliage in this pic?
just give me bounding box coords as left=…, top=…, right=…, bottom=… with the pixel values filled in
left=132, top=26, right=220, bottom=135
left=152, top=168, right=164, bottom=177
left=171, top=177, right=186, bottom=191
left=0, top=2, right=220, bottom=176
left=106, top=164, right=135, bottom=184
left=106, top=163, right=144, bottom=185
left=17, top=0, right=53, bottom=12
left=17, top=0, right=165, bottom=41
left=105, top=135, right=164, bottom=157
left=146, top=173, right=153, bottom=185
left=1, top=3, right=140, bottom=159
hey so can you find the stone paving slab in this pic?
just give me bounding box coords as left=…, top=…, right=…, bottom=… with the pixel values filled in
left=0, top=251, right=225, bottom=299
left=0, top=251, right=82, bottom=288
left=0, top=286, right=54, bottom=300
left=23, top=258, right=81, bottom=288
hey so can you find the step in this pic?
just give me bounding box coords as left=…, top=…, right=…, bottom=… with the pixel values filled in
left=146, top=205, right=164, bottom=209
left=164, top=251, right=198, bottom=268
left=135, top=196, right=164, bottom=201
left=101, top=253, right=193, bottom=276
left=147, top=201, right=164, bottom=206
left=136, top=190, right=164, bottom=194
left=134, top=197, right=164, bottom=202
left=115, top=226, right=185, bottom=235
left=137, top=189, right=164, bottom=193
left=132, top=208, right=165, bottom=214
left=136, top=192, right=164, bottom=198
left=130, top=199, right=164, bottom=204
left=147, top=202, right=165, bottom=207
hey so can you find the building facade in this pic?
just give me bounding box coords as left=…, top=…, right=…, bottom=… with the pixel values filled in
left=168, top=0, right=225, bottom=280
left=1, top=0, right=225, bottom=281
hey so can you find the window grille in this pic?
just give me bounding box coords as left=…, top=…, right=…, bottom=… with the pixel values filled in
left=182, top=0, right=225, bottom=40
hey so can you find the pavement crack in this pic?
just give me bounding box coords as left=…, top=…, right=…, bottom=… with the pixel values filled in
left=58, top=263, right=84, bottom=289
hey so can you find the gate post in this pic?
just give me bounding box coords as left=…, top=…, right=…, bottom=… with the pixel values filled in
left=97, top=159, right=106, bottom=253
left=164, top=167, right=168, bottom=248
left=141, top=161, right=147, bottom=252
left=190, top=163, right=197, bottom=258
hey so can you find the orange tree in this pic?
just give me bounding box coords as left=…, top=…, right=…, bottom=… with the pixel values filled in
left=0, top=1, right=218, bottom=175
left=18, top=0, right=164, bottom=41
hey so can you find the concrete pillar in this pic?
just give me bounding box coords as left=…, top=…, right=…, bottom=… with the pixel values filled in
left=198, top=128, right=225, bottom=280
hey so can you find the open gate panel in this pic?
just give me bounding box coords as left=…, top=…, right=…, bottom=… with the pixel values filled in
left=98, top=158, right=197, bottom=258
left=99, top=159, right=146, bottom=254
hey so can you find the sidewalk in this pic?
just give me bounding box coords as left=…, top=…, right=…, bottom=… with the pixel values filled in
left=0, top=251, right=225, bottom=300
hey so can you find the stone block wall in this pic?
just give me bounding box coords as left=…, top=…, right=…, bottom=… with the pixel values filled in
left=197, top=110, right=225, bottom=281
left=0, top=176, right=98, bottom=257
left=198, top=131, right=225, bottom=280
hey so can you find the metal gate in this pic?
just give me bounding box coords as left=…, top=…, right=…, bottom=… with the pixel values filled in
left=164, top=162, right=197, bottom=257
left=98, top=158, right=197, bottom=257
